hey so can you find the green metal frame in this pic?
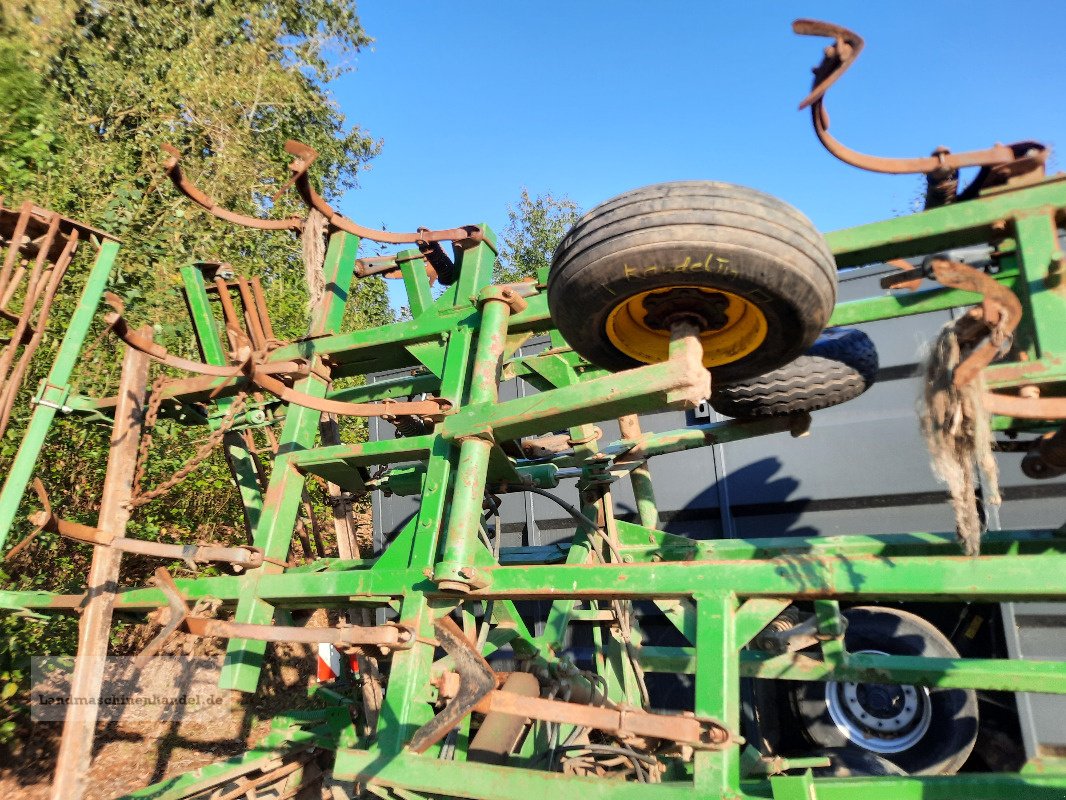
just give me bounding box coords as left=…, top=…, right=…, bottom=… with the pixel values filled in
left=2, top=176, right=1066, bottom=799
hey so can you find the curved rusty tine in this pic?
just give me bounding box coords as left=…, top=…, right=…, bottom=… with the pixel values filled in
left=880, top=258, right=924, bottom=291
left=408, top=615, right=497, bottom=754
left=793, top=20, right=1027, bottom=176
left=133, top=567, right=191, bottom=668
left=924, top=257, right=1022, bottom=388
left=104, top=292, right=246, bottom=377
left=793, top=19, right=864, bottom=110
left=284, top=140, right=486, bottom=246
left=985, top=393, right=1066, bottom=420
left=162, top=144, right=304, bottom=232
left=245, top=365, right=451, bottom=419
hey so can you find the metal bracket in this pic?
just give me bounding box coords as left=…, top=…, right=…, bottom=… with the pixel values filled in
left=32, top=381, right=72, bottom=413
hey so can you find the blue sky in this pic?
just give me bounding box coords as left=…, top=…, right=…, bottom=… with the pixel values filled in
left=332, top=3, right=1066, bottom=308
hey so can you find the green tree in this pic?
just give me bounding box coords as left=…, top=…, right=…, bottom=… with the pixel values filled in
left=0, top=1, right=394, bottom=747
left=496, top=189, right=582, bottom=283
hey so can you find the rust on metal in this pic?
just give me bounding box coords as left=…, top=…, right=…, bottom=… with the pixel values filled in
left=162, top=144, right=304, bottom=231
left=794, top=19, right=1047, bottom=204
left=468, top=671, right=541, bottom=765
left=50, top=331, right=150, bottom=800
left=985, top=391, right=1066, bottom=420
left=927, top=257, right=1023, bottom=388
left=143, top=566, right=414, bottom=659
left=106, top=292, right=451, bottom=419
left=409, top=615, right=497, bottom=753
left=284, top=140, right=491, bottom=248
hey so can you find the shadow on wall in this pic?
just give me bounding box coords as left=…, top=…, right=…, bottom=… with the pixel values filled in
left=674, top=456, right=817, bottom=541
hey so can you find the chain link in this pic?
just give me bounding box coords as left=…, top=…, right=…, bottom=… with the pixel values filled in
left=131, top=375, right=168, bottom=495
left=126, top=390, right=249, bottom=510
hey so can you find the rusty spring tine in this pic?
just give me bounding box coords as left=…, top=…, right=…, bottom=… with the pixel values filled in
left=284, top=140, right=487, bottom=248
left=303, top=491, right=327, bottom=557
left=235, top=275, right=267, bottom=351
left=0, top=202, right=34, bottom=303
left=213, top=757, right=313, bottom=800
left=162, top=144, right=304, bottom=232
left=793, top=19, right=864, bottom=110
left=0, top=230, right=78, bottom=439
left=133, top=567, right=191, bottom=668
left=247, top=365, right=450, bottom=418
left=103, top=295, right=246, bottom=378
left=794, top=19, right=1019, bottom=176
left=926, top=257, right=1023, bottom=388
left=212, top=276, right=250, bottom=354
left=250, top=277, right=275, bottom=341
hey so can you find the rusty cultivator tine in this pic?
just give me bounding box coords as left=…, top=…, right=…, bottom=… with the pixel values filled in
left=133, top=567, right=192, bottom=668
left=161, top=144, right=304, bottom=232
left=284, top=140, right=490, bottom=249
left=793, top=19, right=1047, bottom=205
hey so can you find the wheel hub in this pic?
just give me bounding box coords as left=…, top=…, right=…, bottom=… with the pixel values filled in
left=825, top=650, right=933, bottom=753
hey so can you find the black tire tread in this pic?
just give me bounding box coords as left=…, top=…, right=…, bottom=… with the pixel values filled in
left=711, top=328, right=878, bottom=418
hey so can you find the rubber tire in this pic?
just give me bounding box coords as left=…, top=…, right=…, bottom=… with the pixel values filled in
left=790, top=607, right=978, bottom=775
left=710, top=327, right=879, bottom=418
left=547, top=181, right=837, bottom=382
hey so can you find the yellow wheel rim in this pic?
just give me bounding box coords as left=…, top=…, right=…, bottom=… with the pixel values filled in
left=605, top=286, right=768, bottom=368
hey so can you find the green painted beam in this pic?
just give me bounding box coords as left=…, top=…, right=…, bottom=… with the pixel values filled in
left=0, top=240, right=120, bottom=551
left=826, top=175, right=1066, bottom=268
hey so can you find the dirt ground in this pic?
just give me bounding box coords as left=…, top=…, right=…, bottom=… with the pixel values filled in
left=1, top=626, right=326, bottom=799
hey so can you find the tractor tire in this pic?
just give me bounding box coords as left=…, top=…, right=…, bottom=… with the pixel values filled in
left=546, top=181, right=837, bottom=382
left=789, top=607, right=979, bottom=775
left=710, top=327, right=878, bottom=418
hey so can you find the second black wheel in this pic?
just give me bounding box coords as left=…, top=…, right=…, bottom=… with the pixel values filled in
left=789, top=606, right=979, bottom=775
left=710, top=327, right=879, bottom=418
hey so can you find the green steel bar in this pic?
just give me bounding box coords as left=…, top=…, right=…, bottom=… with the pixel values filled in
left=826, top=175, right=1066, bottom=267
left=263, top=290, right=550, bottom=379
left=0, top=240, right=120, bottom=551
left=398, top=250, right=434, bottom=318
left=441, top=335, right=708, bottom=444
left=334, top=745, right=1066, bottom=800
left=467, top=552, right=1066, bottom=601
left=220, top=230, right=358, bottom=692
left=692, top=592, right=739, bottom=795
left=181, top=264, right=265, bottom=539
left=616, top=524, right=1066, bottom=561
left=434, top=296, right=511, bottom=590
left=743, top=650, right=1066, bottom=694
left=433, top=436, right=493, bottom=588
left=374, top=591, right=436, bottom=754
left=328, top=371, right=440, bottom=404
left=294, top=434, right=437, bottom=490
left=10, top=531, right=1066, bottom=614
left=827, top=285, right=986, bottom=326
left=1014, top=212, right=1066, bottom=362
